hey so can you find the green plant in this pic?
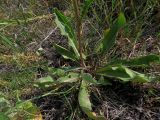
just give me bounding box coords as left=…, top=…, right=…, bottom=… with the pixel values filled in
left=0, top=95, right=42, bottom=120
left=35, top=0, right=160, bottom=119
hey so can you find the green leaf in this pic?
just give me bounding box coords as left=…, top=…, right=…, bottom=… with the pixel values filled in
left=96, top=65, right=150, bottom=83
left=15, top=101, right=42, bottom=120
left=81, top=72, right=112, bottom=86
left=0, top=113, right=10, bottom=120
left=98, top=76, right=112, bottom=85
left=96, top=12, right=126, bottom=54
left=116, top=12, right=127, bottom=28
left=0, top=33, right=17, bottom=50
left=56, top=72, right=80, bottom=83
left=35, top=72, right=79, bottom=87
left=54, top=44, right=78, bottom=61
left=34, top=76, right=55, bottom=88
left=79, top=81, right=92, bottom=111
left=81, top=73, right=97, bottom=84
left=78, top=81, right=106, bottom=120
left=108, top=54, right=160, bottom=67
left=54, top=9, right=80, bottom=58
left=81, top=0, right=94, bottom=19
left=0, top=19, right=17, bottom=26
left=48, top=67, right=65, bottom=77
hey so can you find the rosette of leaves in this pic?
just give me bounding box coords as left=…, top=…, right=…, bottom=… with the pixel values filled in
left=35, top=0, right=160, bottom=119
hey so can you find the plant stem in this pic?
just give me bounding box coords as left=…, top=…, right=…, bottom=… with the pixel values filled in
left=72, top=0, right=85, bottom=67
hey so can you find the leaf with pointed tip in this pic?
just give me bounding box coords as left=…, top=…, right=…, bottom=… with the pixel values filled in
left=54, top=44, right=77, bottom=61
left=108, top=54, right=160, bottom=67
left=54, top=9, right=80, bottom=58
left=78, top=81, right=106, bottom=120
left=95, top=28, right=110, bottom=53
left=0, top=33, right=17, bottom=50
left=96, top=65, right=150, bottom=83
left=116, top=13, right=126, bottom=28
left=96, top=13, right=126, bottom=54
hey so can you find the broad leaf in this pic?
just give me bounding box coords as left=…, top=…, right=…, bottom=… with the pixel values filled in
left=96, top=13, right=126, bottom=54
left=81, top=73, right=97, bottom=84
left=34, top=76, right=55, bottom=88
left=54, top=44, right=78, bottom=61
left=81, top=0, right=94, bottom=19
left=35, top=72, right=79, bottom=88
left=54, top=9, right=80, bottom=58
left=108, top=54, right=160, bottom=67
left=56, top=72, right=80, bottom=83
left=78, top=81, right=106, bottom=120
left=48, top=67, right=65, bottom=77
left=96, top=65, right=150, bottom=83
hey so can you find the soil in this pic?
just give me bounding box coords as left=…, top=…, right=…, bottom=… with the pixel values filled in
left=30, top=83, right=160, bottom=120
